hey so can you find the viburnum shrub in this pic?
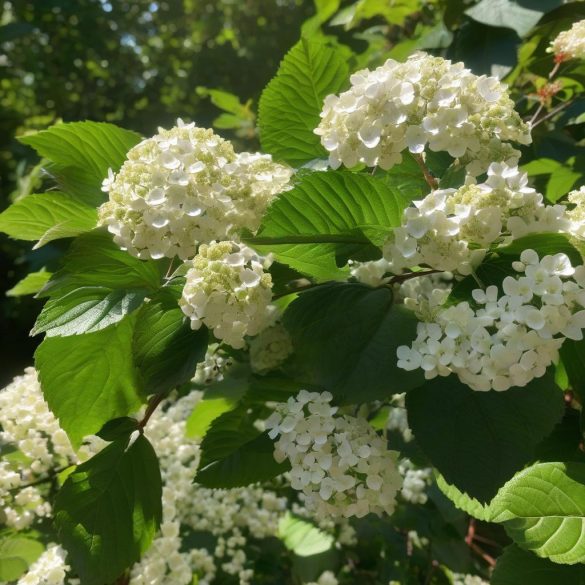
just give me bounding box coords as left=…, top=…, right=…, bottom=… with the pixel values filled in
left=2, top=8, right=585, bottom=585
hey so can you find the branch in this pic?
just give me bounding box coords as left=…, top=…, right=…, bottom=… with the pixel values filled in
left=412, top=153, right=438, bottom=190
left=531, top=98, right=578, bottom=129
left=388, top=269, right=443, bottom=285
left=138, top=393, right=167, bottom=431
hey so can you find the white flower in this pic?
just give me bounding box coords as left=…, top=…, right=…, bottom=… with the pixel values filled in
left=266, top=391, right=403, bottom=519
left=180, top=241, right=274, bottom=349
left=17, top=545, right=69, bottom=585
left=98, top=121, right=292, bottom=260
left=192, top=345, right=233, bottom=385
left=315, top=53, right=530, bottom=175
left=249, top=323, right=293, bottom=373
left=397, top=251, right=585, bottom=391
left=549, top=20, right=585, bottom=61
left=384, top=163, right=570, bottom=276
left=399, top=459, right=433, bottom=504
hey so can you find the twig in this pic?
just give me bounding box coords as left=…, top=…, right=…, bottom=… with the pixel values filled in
left=411, top=153, right=438, bottom=190
left=468, top=541, right=496, bottom=567
left=388, top=269, right=443, bottom=285
left=531, top=98, right=578, bottom=129
left=6, top=466, right=68, bottom=493
left=138, top=393, right=167, bottom=431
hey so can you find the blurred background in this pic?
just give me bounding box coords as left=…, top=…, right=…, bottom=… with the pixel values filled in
left=1, top=0, right=584, bottom=386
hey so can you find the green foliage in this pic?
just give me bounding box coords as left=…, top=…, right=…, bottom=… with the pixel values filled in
left=258, top=38, right=349, bottom=165
left=491, top=462, right=585, bottom=564
left=406, top=374, right=565, bottom=502
left=35, top=315, right=143, bottom=448
left=248, top=170, right=410, bottom=280
left=132, top=287, right=209, bottom=396
left=0, top=535, right=44, bottom=582
left=19, top=122, right=141, bottom=206
left=492, top=544, right=585, bottom=584
left=278, top=513, right=334, bottom=556
left=195, top=407, right=290, bottom=488
left=283, top=283, right=423, bottom=403
left=54, top=434, right=162, bottom=585
left=0, top=192, right=97, bottom=245
left=5, top=270, right=51, bottom=297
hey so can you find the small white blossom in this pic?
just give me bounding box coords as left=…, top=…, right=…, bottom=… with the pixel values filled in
left=266, top=391, right=403, bottom=519
left=17, top=545, right=69, bottom=585
left=315, top=53, right=530, bottom=175
left=549, top=19, right=585, bottom=61
left=397, top=251, right=585, bottom=391
left=180, top=241, right=274, bottom=349
left=98, top=121, right=292, bottom=260
left=399, top=459, right=432, bottom=504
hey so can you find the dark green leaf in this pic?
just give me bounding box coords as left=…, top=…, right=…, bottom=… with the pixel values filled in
left=492, top=544, right=585, bottom=585
left=0, top=192, right=97, bottom=245
left=54, top=435, right=162, bottom=585
left=19, top=122, right=141, bottom=206
left=491, top=462, right=585, bottom=564
left=283, top=283, right=423, bottom=403
left=406, top=374, right=564, bottom=502
left=258, top=38, right=349, bottom=166
left=35, top=315, right=143, bottom=448
left=133, top=289, right=209, bottom=396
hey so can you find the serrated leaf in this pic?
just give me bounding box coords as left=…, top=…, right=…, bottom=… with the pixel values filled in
left=258, top=38, right=349, bottom=166
left=278, top=513, right=334, bottom=556
left=492, top=544, right=585, bottom=585
left=406, top=374, right=564, bottom=502
left=283, top=283, right=423, bottom=403
left=0, top=192, right=97, bottom=244
left=195, top=408, right=289, bottom=487
left=0, top=536, right=44, bottom=582
left=6, top=270, right=52, bottom=297
left=40, top=229, right=162, bottom=296
left=247, top=171, right=409, bottom=281
left=54, top=435, right=162, bottom=585
left=35, top=315, right=143, bottom=448
left=33, top=286, right=147, bottom=337
left=133, top=289, right=208, bottom=396
left=19, top=121, right=141, bottom=206
left=436, top=475, right=493, bottom=522
left=491, top=462, right=585, bottom=564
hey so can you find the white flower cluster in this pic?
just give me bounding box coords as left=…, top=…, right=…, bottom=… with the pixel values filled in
left=17, top=544, right=69, bottom=585
left=98, top=120, right=292, bottom=260
left=549, top=19, right=585, bottom=61
left=0, top=368, right=104, bottom=530
left=249, top=323, right=293, bottom=373
left=386, top=393, right=413, bottom=443
left=566, top=185, right=585, bottom=237
left=399, top=459, right=432, bottom=505
left=307, top=571, right=339, bottom=585
left=315, top=52, right=530, bottom=175
left=386, top=163, right=571, bottom=276
left=397, top=250, right=585, bottom=391
left=266, top=390, right=402, bottom=519
left=180, top=241, right=274, bottom=349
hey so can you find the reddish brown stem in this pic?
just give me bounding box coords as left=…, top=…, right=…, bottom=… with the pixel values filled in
left=138, top=393, right=166, bottom=431
left=412, top=153, right=438, bottom=190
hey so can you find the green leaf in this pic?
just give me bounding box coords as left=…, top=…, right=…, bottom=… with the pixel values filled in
left=195, top=408, right=289, bottom=488
left=41, top=229, right=162, bottom=296
left=560, top=338, right=585, bottom=405
left=436, top=475, right=493, bottom=522
left=283, top=283, right=423, bottom=403
left=406, top=374, right=565, bottom=502
left=54, top=435, right=162, bottom=585
left=258, top=38, right=349, bottom=166
left=19, top=122, right=141, bottom=206
left=32, top=286, right=147, bottom=337
left=278, top=513, right=334, bottom=556
left=6, top=270, right=51, bottom=297
left=492, top=544, right=585, bottom=585
left=0, top=536, right=44, bottom=582
left=35, top=315, right=143, bottom=448
left=0, top=192, right=97, bottom=245
left=491, top=462, right=585, bottom=564
left=247, top=171, right=409, bottom=281
left=465, top=0, right=557, bottom=37
left=133, top=288, right=209, bottom=396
